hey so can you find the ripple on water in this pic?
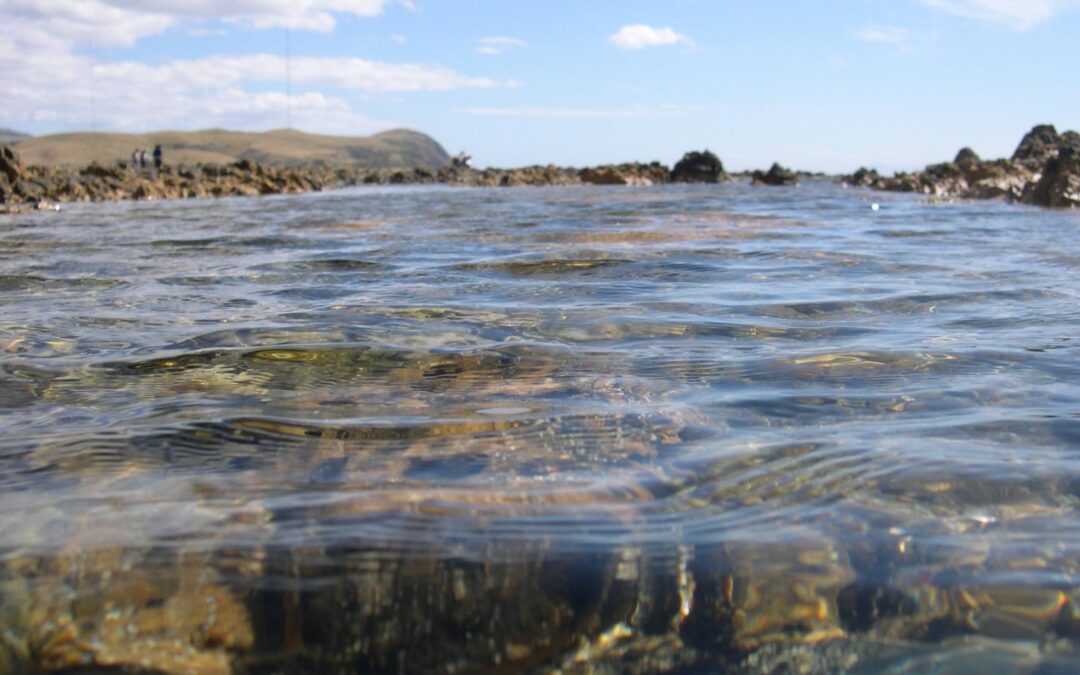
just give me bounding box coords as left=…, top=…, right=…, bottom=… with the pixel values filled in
left=3, top=183, right=1080, bottom=672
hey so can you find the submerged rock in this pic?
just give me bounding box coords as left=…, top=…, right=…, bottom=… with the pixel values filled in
left=671, top=150, right=727, bottom=183
left=751, top=162, right=798, bottom=186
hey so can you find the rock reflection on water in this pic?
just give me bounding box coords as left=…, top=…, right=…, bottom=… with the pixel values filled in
left=2, top=183, right=1080, bottom=672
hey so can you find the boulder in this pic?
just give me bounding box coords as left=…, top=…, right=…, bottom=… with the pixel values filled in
left=954, top=147, right=981, bottom=166
left=671, top=150, right=726, bottom=183
left=1012, top=124, right=1062, bottom=166
left=1, top=146, right=22, bottom=183
left=752, top=162, right=798, bottom=186
left=1062, top=130, right=1080, bottom=155
left=1023, top=146, right=1080, bottom=208
left=843, top=167, right=882, bottom=188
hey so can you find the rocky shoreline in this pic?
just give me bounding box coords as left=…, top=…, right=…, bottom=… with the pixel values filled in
left=3, top=124, right=1078, bottom=213
left=842, top=124, right=1079, bottom=208
left=0, top=146, right=805, bottom=213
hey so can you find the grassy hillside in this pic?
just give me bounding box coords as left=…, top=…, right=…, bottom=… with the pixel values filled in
left=12, top=128, right=450, bottom=169
left=0, top=128, right=31, bottom=145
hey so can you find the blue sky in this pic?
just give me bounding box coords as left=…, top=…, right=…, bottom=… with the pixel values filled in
left=1, top=0, right=1077, bottom=172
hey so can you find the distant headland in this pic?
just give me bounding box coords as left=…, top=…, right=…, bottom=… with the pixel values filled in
left=9, top=128, right=451, bottom=170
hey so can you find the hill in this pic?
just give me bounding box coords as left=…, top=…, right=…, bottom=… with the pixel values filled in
left=12, top=128, right=450, bottom=169
left=0, top=128, right=31, bottom=145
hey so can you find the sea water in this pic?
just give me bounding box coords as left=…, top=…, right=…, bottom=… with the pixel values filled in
left=2, top=181, right=1080, bottom=673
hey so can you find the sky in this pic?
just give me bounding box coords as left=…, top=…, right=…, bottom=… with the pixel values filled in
left=1, top=0, right=1078, bottom=172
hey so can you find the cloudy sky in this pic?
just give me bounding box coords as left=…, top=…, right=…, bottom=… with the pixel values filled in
left=1, top=0, right=1078, bottom=171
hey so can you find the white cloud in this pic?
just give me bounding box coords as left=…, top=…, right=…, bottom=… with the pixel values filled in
left=608, top=24, right=693, bottom=50
left=0, top=0, right=413, bottom=47
left=920, top=0, right=1080, bottom=29
left=475, top=36, right=527, bottom=55
left=0, top=0, right=514, bottom=135
left=856, top=24, right=909, bottom=43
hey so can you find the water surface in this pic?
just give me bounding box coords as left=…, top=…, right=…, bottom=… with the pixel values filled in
left=2, top=182, right=1080, bottom=673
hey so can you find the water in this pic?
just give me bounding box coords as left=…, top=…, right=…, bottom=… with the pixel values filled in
left=1, top=181, right=1079, bottom=673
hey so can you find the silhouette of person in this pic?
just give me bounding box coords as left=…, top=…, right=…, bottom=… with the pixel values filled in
left=153, top=145, right=163, bottom=170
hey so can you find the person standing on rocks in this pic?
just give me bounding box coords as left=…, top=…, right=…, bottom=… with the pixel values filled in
left=131, top=148, right=140, bottom=171
left=139, top=149, right=148, bottom=169
left=153, top=145, right=163, bottom=171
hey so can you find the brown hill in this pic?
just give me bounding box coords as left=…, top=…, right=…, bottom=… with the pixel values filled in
left=14, top=128, right=450, bottom=169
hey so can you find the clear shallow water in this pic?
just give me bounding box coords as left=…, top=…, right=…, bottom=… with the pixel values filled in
left=1, top=182, right=1080, bottom=673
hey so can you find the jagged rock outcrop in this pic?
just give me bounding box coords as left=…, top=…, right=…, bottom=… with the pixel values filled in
left=670, top=150, right=726, bottom=183
left=0, top=146, right=22, bottom=183
left=1012, top=124, right=1064, bottom=167
left=1022, top=146, right=1080, bottom=208
left=843, top=167, right=881, bottom=188
left=842, top=124, right=1079, bottom=208
left=752, top=162, right=798, bottom=186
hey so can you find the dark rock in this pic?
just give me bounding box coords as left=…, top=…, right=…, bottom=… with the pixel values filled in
left=0, top=146, right=22, bottom=183
left=752, top=162, right=798, bottom=186
left=954, top=147, right=981, bottom=165
left=671, top=150, right=726, bottom=183
left=1023, top=146, right=1080, bottom=208
left=843, top=167, right=882, bottom=188
left=861, top=125, right=1075, bottom=205
left=1012, top=124, right=1062, bottom=166
left=1063, top=131, right=1080, bottom=155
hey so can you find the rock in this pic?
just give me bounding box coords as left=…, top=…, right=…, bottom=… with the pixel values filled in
left=671, top=150, right=726, bottom=183
left=954, top=147, right=981, bottom=165
left=1023, top=146, right=1080, bottom=208
left=1063, top=131, right=1080, bottom=155
left=581, top=167, right=633, bottom=185
left=842, top=167, right=882, bottom=188
left=751, top=162, right=798, bottom=186
left=1012, top=124, right=1062, bottom=167
left=861, top=125, right=1076, bottom=206
left=0, top=146, right=22, bottom=183
left=580, top=163, right=667, bottom=186
left=12, top=179, right=44, bottom=203
left=80, top=162, right=121, bottom=179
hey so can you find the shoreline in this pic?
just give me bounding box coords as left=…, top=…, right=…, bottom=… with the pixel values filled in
left=0, top=147, right=812, bottom=214
left=2, top=124, right=1077, bottom=213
